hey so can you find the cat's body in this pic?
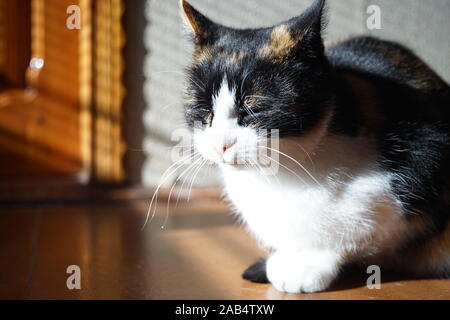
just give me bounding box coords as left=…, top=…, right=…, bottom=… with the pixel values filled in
left=180, top=0, right=450, bottom=293
left=226, top=36, right=450, bottom=292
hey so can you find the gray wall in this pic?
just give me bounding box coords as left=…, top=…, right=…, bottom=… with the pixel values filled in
left=125, top=0, right=450, bottom=186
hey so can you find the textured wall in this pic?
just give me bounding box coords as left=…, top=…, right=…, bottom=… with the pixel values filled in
left=132, top=0, right=450, bottom=186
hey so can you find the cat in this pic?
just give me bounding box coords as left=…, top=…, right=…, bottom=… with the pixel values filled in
left=179, top=0, right=450, bottom=293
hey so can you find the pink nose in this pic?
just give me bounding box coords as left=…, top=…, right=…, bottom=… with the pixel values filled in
left=216, top=141, right=235, bottom=155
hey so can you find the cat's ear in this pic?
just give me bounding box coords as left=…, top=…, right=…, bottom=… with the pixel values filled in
left=180, top=0, right=217, bottom=44
left=289, top=0, right=327, bottom=58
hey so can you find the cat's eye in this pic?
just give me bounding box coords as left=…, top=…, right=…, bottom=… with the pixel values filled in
left=204, top=112, right=213, bottom=125
left=243, top=97, right=256, bottom=109
left=241, top=97, right=260, bottom=118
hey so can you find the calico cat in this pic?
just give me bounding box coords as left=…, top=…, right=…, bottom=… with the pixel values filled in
left=180, top=0, right=450, bottom=293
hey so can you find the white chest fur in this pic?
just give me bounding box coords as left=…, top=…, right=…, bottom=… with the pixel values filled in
left=221, top=135, right=408, bottom=260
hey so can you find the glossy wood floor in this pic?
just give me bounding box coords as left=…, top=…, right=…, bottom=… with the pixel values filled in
left=1, top=193, right=449, bottom=300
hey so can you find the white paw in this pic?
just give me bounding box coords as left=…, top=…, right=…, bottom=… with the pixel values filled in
left=266, top=250, right=341, bottom=293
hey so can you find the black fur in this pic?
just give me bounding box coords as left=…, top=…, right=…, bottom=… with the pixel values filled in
left=182, top=0, right=450, bottom=276
left=242, top=258, right=269, bottom=283
left=184, top=0, right=331, bottom=137
left=327, top=36, right=450, bottom=238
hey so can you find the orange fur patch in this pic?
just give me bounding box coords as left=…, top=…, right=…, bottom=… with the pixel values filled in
left=181, top=0, right=202, bottom=36
left=218, top=51, right=246, bottom=65
left=194, top=45, right=215, bottom=64
left=259, top=25, right=297, bottom=60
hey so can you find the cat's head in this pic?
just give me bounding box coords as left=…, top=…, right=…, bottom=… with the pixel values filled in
left=181, top=0, right=332, bottom=166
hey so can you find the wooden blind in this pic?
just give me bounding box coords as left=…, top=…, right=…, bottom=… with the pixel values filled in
left=0, top=0, right=126, bottom=186
left=93, top=0, right=125, bottom=183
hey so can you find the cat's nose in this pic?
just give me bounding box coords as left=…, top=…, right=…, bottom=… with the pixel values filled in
left=222, top=144, right=229, bottom=153
left=216, top=140, right=236, bottom=155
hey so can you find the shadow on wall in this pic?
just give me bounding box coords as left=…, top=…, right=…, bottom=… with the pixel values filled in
left=123, top=0, right=147, bottom=185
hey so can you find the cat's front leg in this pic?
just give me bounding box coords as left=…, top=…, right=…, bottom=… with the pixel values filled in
left=266, top=249, right=343, bottom=293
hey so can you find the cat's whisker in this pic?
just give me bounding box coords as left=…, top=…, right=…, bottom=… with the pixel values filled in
left=240, top=151, right=274, bottom=183
left=142, top=152, right=200, bottom=230
left=258, top=153, right=306, bottom=185
left=170, top=144, right=196, bottom=159
left=259, top=146, right=322, bottom=187
left=175, top=158, right=206, bottom=209
left=233, top=148, right=282, bottom=185
left=129, top=144, right=195, bottom=153
left=296, top=143, right=316, bottom=172
left=146, top=156, right=200, bottom=230
left=170, top=144, right=195, bottom=150
left=187, top=158, right=209, bottom=202
left=247, top=157, right=273, bottom=185
left=240, top=69, right=251, bottom=97
left=245, top=95, right=272, bottom=101
left=256, top=154, right=282, bottom=184
left=243, top=102, right=258, bottom=120
left=258, top=151, right=308, bottom=185
left=162, top=155, right=204, bottom=229
left=257, top=159, right=280, bottom=185
left=246, top=95, right=289, bottom=104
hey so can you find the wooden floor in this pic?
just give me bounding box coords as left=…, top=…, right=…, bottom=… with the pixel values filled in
left=0, top=193, right=449, bottom=300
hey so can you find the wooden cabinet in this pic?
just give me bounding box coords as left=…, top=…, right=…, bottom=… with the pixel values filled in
left=0, top=0, right=125, bottom=189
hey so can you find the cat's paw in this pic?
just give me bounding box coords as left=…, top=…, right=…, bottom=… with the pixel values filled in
left=266, top=250, right=341, bottom=293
